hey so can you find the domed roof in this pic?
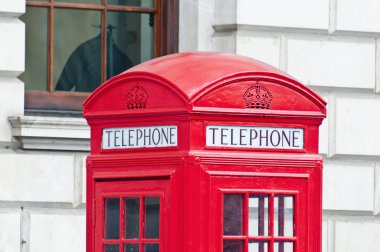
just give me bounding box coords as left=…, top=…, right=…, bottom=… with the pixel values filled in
left=84, top=52, right=326, bottom=118
left=125, top=52, right=295, bottom=100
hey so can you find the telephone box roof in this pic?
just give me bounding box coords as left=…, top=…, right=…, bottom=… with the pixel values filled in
left=126, top=52, right=296, bottom=99
left=83, top=52, right=326, bottom=117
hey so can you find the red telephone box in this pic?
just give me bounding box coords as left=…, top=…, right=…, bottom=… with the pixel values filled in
left=83, top=52, right=326, bottom=252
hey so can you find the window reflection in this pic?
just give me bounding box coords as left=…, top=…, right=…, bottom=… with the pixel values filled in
left=249, top=195, right=269, bottom=237
left=144, top=244, right=159, bottom=252
left=104, top=198, right=120, bottom=239
left=125, top=197, right=140, bottom=239
left=124, top=244, right=139, bottom=252
left=274, top=196, right=294, bottom=237
left=19, top=7, right=48, bottom=91
left=274, top=242, right=294, bottom=252
left=53, top=8, right=101, bottom=92
left=107, top=0, right=154, bottom=8
left=104, top=244, right=119, bottom=252
left=53, top=11, right=153, bottom=92
left=248, top=242, right=268, bottom=252
left=144, top=197, right=160, bottom=238
left=223, top=240, right=244, bottom=252
left=223, top=194, right=243, bottom=236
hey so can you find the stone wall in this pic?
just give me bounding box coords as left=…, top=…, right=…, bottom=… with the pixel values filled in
left=0, top=2, right=87, bottom=252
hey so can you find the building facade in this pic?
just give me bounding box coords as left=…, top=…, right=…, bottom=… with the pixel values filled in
left=0, top=0, right=379, bottom=251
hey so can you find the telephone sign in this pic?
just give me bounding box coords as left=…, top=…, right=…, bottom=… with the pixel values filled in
left=206, top=125, right=304, bottom=149
left=102, top=125, right=178, bottom=149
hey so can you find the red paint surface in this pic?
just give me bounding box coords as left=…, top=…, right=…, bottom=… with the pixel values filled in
left=84, top=52, right=326, bottom=252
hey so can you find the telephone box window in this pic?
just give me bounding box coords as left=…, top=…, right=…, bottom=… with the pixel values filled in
left=223, top=194, right=243, bottom=236
left=249, top=195, right=269, bottom=236
left=223, top=193, right=296, bottom=252
left=248, top=241, right=268, bottom=252
left=104, top=244, right=119, bottom=252
left=274, top=196, right=294, bottom=237
left=223, top=240, right=244, bottom=252
left=274, top=242, right=294, bottom=252
left=103, top=196, right=161, bottom=252
left=144, top=197, right=160, bottom=239
left=144, top=244, right=160, bottom=252
left=105, top=198, right=120, bottom=239
left=124, top=244, right=139, bottom=252
left=125, top=197, right=140, bottom=239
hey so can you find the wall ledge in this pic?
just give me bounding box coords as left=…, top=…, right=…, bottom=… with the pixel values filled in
left=8, top=116, right=90, bottom=151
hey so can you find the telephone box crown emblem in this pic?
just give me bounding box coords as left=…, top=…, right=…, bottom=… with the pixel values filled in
left=126, top=86, right=148, bottom=109
left=243, top=82, right=273, bottom=109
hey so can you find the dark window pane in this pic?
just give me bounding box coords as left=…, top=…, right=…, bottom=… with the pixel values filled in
left=223, top=240, right=243, bottom=252
left=20, top=7, right=48, bottom=91
left=144, top=244, right=159, bottom=252
left=249, top=195, right=269, bottom=236
left=106, top=11, right=154, bottom=79
left=248, top=242, right=268, bottom=252
left=105, top=244, right=120, bottom=252
left=223, top=194, right=243, bottom=236
left=55, top=0, right=101, bottom=4
left=54, top=8, right=101, bottom=92
left=125, top=197, right=140, bottom=239
left=104, top=198, right=120, bottom=239
left=144, top=197, right=160, bottom=238
left=107, top=0, right=154, bottom=8
left=124, top=244, right=139, bottom=252
left=274, top=196, right=294, bottom=237
left=274, top=242, right=294, bottom=252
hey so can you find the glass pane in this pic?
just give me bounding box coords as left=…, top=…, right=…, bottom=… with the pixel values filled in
left=107, top=0, right=154, bottom=8
left=274, top=242, right=294, bottom=252
left=274, top=196, right=294, bottom=237
left=124, top=244, right=139, bottom=252
left=104, top=198, right=120, bottom=239
left=105, top=244, right=120, bottom=252
left=54, top=8, right=101, bottom=92
left=144, top=244, right=159, bottom=252
left=223, top=194, right=243, bottom=236
left=55, top=0, right=101, bottom=4
left=223, top=240, right=243, bottom=252
left=144, top=197, right=160, bottom=238
left=249, top=195, right=269, bottom=237
left=248, top=242, right=268, bottom=252
left=19, top=7, right=48, bottom=91
left=106, top=11, right=154, bottom=79
left=125, top=197, right=140, bottom=239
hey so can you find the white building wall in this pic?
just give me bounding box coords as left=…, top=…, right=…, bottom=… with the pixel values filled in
left=0, top=1, right=87, bottom=252
left=180, top=0, right=380, bottom=251
left=0, top=0, right=379, bottom=251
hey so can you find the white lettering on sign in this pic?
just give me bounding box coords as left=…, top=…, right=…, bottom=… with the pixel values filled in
left=206, top=125, right=304, bottom=149
left=102, top=126, right=177, bottom=149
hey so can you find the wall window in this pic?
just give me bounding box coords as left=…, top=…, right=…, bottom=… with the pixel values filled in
left=20, top=0, right=178, bottom=114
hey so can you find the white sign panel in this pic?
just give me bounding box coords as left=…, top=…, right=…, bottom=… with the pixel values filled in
left=102, top=125, right=177, bottom=149
left=206, top=125, right=304, bottom=149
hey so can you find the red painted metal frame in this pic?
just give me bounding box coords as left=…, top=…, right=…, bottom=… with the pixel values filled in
left=95, top=180, right=170, bottom=252
left=84, top=52, right=326, bottom=252
left=219, top=188, right=300, bottom=252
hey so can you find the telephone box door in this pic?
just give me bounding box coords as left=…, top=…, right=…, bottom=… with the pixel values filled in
left=210, top=173, right=311, bottom=252
left=95, top=179, right=170, bottom=252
